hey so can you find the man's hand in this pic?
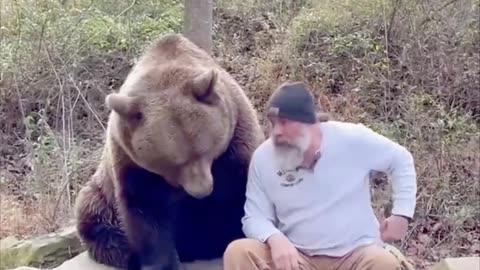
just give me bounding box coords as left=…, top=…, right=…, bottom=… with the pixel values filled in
left=380, top=215, right=409, bottom=242
left=266, top=233, right=300, bottom=270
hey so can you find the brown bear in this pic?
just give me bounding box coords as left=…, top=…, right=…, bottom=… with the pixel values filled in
left=73, top=33, right=265, bottom=270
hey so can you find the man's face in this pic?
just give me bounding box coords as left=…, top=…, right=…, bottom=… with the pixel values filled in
left=267, top=115, right=312, bottom=171
left=269, top=116, right=303, bottom=146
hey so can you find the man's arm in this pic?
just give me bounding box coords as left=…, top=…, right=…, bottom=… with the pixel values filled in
left=241, top=155, right=281, bottom=242
left=355, top=123, right=417, bottom=220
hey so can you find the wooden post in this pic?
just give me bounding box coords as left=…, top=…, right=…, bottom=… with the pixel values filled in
left=183, top=0, right=213, bottom=55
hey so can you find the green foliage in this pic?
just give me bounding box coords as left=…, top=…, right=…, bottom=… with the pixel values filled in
left=287, top=0, right=389, bottom=49
left=77, top=0, right=183, bottom=54
left=329, top=31, right=377, bottom=58
left=0, top=0, right=183, bottom=74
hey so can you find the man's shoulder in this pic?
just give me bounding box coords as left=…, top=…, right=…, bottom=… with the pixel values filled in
left=323, top=120, right=403, bottom=152
left=322, top=119, right=366, bottom=130
left=251, top=137, right=275, bottom=163
left=321, top=120, right=370, bottom=140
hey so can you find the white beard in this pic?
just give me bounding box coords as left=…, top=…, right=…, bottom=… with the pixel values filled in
left=272, top=126, right=312, bottom=172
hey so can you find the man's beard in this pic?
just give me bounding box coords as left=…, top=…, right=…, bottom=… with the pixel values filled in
left=272, top=126, right=312, bottom=172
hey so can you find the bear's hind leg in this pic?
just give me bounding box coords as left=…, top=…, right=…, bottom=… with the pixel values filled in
left=74, top=183, right=132, bottom=269
left=82, top=219, right=132, bottom=269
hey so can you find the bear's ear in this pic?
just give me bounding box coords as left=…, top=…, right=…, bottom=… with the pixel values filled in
left=105, top=93, right=143, bottom=121
left=187, top=69, right=219, bottom=105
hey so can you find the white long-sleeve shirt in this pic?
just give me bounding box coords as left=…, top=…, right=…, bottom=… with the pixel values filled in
left=241, top=120, right=417, bottom=257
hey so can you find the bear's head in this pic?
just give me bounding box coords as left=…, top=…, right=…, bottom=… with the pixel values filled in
left=105, top=65, right=234, bottom=199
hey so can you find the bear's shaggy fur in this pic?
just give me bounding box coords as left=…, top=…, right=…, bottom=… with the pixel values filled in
left=73, top=33, right=265, bottom=270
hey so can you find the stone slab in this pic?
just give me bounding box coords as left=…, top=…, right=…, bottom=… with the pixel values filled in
left=51, top=252, right=117, bottom=270
left=1, top=226, right=83, bottom=270
left=50, top=251, right=223, bottom=270
left=182, top=258, right=223, bottom=270
left=430, top=256, right=480, bottom=270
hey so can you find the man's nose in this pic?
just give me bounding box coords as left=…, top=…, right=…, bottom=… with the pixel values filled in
left=272, top=124, right=283, bottom=136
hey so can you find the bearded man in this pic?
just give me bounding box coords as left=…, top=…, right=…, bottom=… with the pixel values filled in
left=223, top=82, right=418, bottom=270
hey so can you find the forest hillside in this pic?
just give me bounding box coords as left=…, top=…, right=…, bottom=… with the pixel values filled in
left=0, top=1, right=479, bottom=269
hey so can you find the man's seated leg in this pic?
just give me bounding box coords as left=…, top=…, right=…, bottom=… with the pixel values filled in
left=333, top=244, right=402, bottom=270
left=223, top=238, right=321, bottom=270
left=223, top=238, right=272, bottom=270
left=224, top=239, right=410, bottom=270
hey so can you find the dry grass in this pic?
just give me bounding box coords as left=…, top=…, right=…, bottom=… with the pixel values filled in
left=0, top=0, right=479, bottom=269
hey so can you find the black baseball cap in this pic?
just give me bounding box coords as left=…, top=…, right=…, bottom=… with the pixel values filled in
left=266, top=81, right=317, bottom=124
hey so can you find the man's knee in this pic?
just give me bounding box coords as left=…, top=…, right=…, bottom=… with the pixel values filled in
left=359, top=245, right=402, bottom=270
left=223, top=238, right=260, bottom=259
left=371, top=252, right=401, bottom=269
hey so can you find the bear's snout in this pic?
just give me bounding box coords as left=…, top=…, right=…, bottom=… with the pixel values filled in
left=178, top=160, right=214, bottom=199
left=183, top=179, right=213, bottom=199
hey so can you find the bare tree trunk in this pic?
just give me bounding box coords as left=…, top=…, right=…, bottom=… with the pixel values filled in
left=183, top=0, right=213, bottom=55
